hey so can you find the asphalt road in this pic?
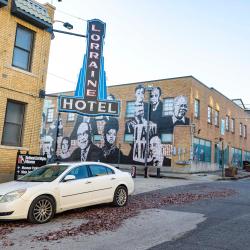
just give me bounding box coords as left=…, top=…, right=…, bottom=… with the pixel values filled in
left=2, top=178, right=250, bottom=250
left=149, top=178, right=250, bottom=250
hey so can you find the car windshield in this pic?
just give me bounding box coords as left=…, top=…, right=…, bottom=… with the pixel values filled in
left=17, top=164, right=69, bottom=182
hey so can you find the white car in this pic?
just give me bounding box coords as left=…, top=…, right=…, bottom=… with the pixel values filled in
left=0, top=162, right=134, bottom=224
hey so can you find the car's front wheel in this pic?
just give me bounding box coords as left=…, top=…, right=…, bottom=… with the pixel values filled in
left=28, top=195, right=55, bottom=224
left=113, top=185, right=128, bottom=207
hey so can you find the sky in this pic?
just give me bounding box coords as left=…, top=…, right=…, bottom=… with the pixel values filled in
left=38, top=0, right=250, bottom=107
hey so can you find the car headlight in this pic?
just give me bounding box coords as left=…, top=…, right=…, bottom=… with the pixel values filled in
left=0, top=189, right=26, bottom=203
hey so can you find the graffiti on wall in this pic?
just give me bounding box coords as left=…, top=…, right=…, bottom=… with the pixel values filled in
left=40, top=85, right=189, bottom=166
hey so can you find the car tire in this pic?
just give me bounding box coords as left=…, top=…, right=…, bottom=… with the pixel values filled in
left=113, top=185, right=128, bottom=207
left=28, top=195, right=56, bottom=224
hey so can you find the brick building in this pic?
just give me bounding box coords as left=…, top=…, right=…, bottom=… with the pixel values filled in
left=0, top=0, right=55, bottom=179
left=41, top=76, right=250, bottom=173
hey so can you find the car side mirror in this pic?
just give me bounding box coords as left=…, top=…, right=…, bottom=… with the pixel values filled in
left=63, top=175, right=76, bottom=182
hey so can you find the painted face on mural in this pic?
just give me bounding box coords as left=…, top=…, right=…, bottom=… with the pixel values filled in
left=135, top=87, right=145, bottom=103
left=77, top=122, right=91, bottom=150
left=150, top=87, right=160, bottom=105
left=106, top=128, right=117, bottom=145
left=174, top=96, right=188, bottom=120
left=61, top=138, right=70, bottom=154
left=149, top=136, right=162, bottom=157
left=134, top=102, right=144, bottom=118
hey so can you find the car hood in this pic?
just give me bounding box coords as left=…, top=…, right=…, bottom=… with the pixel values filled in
left=0, top=181, right=44, bottom=195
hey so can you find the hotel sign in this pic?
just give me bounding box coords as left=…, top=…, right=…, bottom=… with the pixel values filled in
left=58, top=19, right=120, bottom=116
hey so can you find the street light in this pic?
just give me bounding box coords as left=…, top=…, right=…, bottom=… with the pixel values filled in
left=49, top=20, right=86, bottom=39
left=54, top=20, right=73, bottom=30
left=144, top=85, right=153, bottom=178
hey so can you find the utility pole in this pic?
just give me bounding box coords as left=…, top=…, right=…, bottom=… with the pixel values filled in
left=144, top=86, right=153, bottom=178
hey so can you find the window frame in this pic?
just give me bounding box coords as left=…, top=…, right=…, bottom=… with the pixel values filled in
left=125, top=101, right=136, bottom=118
left=194, top=99, right=200, bottom=119
left=244, top=125, right=247, bottom=139
left=231, top=118, right=235, bottom=133
left=225, top=115, right=230, bottom=131
left=47, top=108, right=54, bottom=123
left=214, top=110, right=219, bottom=127
left=207, top=106, right=212, bottom=124
left=1, top=99, right=26, bottom=147
left=240, top=122, right=243, bottom=137
left=162, top=97, right=174, bottom=116
left=161, top=133, right=173, bottom=143
left=124, top=133, right=134, bottom=143
left=12, top=25, right=34, bottom=72
left=67, top=112, right=75, bottom=122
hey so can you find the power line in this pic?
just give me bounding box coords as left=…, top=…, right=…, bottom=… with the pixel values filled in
left=48, top=72, right=76, bottom=85
left=55, top=8, right=88, bottom=22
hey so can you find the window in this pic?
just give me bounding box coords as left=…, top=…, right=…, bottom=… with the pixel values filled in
left=2, top=100, right=25, bottom=146
left=89, top=165, right=112, bottom=177
left=67, top=112, right=75, bottom=122
left=193, top=138, right=211, bottom=162
left=125, top=101, right=135, bottom=118
left=194, top=99, right=200, bottom=118
left=124, top=134, right=134, bottom=143
left=231, top=147, right=242, bottom=168
left=47, top=108, right=54, bottom=123
left=225, top=115, right=229, bottom=131
left=231, top=118, right=235, bottom=133
left=244, top=125, right=247, bottom=139
left=161, top=134, right=173, bottom=143
left=12, top=25, right=34, bottom=71
left=93, top=134, right=101, bottom=142
left=221, top=119, right=225, bottom=135
left=214, top=110, right=219, bottom=126
left=240, top=123, right=243, bottom=137
left=207, top=106, right=212, bottom=124
left=163, top=98, right=174, bottom=116
left=67, top=166, right=89, bottom=180
left=106, top=167, right=115, bottom=175
left=244, top=151, right=250, bottom=161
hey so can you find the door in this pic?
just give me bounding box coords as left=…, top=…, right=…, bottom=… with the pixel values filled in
left=59, top=165, right=93, bottom=210
left=87, top=164, right=117, bottom=204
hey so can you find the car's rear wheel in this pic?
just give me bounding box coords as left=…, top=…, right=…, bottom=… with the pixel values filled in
left=113, top=185, right=128, bottom=207
left=28, top=195, right=55, bottom=224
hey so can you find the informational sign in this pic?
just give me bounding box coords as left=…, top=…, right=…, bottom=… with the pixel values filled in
left=58, top=19, right=120, bottom=117
left=14, top=153, right=47, bottom=180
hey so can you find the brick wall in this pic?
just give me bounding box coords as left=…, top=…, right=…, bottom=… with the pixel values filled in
left=0, top=1, right=55, bottom=174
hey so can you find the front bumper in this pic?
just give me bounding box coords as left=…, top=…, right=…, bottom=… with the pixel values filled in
left=0, top=198, right=30, bottom=220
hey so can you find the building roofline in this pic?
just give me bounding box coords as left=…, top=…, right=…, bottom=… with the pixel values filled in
left=45, top=75, right=249, bottom=117
left=107, top=75, right=194, bottom=88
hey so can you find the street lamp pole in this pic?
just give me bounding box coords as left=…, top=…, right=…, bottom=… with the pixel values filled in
left=144, top=86, right=153, bottom=178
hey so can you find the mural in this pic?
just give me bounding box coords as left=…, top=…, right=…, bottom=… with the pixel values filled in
left=40, top=85, right=189, bottom=167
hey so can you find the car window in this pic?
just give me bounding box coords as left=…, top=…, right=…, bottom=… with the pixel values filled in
left=89, top=165, right=109, bottom=177
left=18, top=165, right=69, bottom=182
left=106, top=167, right=115, bottom=175
left=67, top=166, right=89, bottom=180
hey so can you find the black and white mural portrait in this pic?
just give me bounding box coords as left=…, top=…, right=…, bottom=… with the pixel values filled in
left=40, top=86, right=189, bottom=166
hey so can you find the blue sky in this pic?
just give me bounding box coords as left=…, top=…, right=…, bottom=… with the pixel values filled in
left=38, top=0, right=250, bottom=106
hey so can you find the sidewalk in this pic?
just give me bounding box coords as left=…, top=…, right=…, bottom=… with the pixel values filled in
left=118, top=164, right=250, bottom=182
left=1, top=166, right=250, bottom=185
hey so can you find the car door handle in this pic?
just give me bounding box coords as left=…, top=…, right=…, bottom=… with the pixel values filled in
left=85, top=181, right=92, bottom=184
left=111, top=177, right=116, bottom=180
